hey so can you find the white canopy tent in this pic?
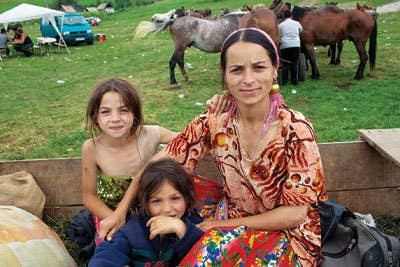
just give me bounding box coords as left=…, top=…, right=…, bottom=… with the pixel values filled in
left=0, top=3, right=70, bottom=54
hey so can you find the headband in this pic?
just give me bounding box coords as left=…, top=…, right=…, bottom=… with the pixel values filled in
left=221, top=27, right=280, bottom=70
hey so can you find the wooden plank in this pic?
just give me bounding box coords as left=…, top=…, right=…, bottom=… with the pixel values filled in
left=359, top=128, right=400, bottom=167
left=329, top=188, right=400, bottom=215
left=0, top=158, right=82, bottom=206
left=1, top=141, right=400, bottom=219
left=318, top=141, right=400, bottom=190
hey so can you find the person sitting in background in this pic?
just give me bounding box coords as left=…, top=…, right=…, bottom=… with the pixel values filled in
left=11, top=28, right=33, bottom=57
left=0, top=28, right=11, bottom=57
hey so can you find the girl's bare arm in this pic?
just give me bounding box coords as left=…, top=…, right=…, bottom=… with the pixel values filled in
left=81, top=140, right=113, bottom=220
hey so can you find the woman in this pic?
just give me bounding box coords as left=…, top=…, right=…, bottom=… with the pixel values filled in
left=101, top=28, right=328, bottom=266
left=11, top=28, right=33, bottom=57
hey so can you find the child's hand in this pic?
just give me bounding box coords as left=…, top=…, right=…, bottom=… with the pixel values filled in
left=146, top=215, right=186, bottom=239
left=206, top=94, right=231, bottom=116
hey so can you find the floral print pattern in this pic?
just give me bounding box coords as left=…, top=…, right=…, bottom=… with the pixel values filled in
left=165, top=106, right=328, bottom=266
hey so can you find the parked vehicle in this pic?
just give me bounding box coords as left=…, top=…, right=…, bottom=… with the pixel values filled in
left=40, top=13, right=94, bottom=45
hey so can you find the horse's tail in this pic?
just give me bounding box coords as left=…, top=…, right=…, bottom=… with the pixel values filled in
left=368, top=15, right=377, bottom=70
left=134, top=19, right=175, bottom=38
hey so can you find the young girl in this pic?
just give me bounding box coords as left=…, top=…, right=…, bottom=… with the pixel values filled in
left=82, top=77, right=228, bottom=242
left=88, top=159, right=204, bottom=267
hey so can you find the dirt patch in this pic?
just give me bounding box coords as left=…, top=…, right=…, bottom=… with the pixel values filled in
left=335, top=82, right=353, bottom=89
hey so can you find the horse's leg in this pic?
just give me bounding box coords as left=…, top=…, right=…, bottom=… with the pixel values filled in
left=335, top=41, right=343, bottom=65
left=328, top=44, right=336, bottom=66
left=176, top=51, right=191, bottom=83
left=304, top=43, right=320, bottom=79
left=353, top=40, right=368, bottom=80
left=169, top=51, right=179, bottom=84
left=169, top=48, right=187, bottom=84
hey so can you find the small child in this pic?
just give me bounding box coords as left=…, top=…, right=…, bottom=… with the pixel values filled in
left=89, top=159, right=204, bottom=267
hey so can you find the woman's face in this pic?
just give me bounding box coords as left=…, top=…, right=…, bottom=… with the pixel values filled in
left=224, top=41, right=277, bottom=107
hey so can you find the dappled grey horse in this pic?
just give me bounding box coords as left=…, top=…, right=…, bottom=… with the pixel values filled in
left=135, top=13, right=245, bottom=84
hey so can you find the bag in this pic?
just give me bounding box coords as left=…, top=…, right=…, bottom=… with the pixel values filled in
left=0, top=170, right=46, bottom=218
left=319, top=200, right=400, bottom=267
left=65, top=209, right=96, bottom=260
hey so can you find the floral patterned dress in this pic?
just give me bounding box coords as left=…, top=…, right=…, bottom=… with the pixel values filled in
left=164, top=106, right=328, bottom=267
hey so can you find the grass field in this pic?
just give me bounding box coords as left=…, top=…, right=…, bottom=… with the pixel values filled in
left=0, top=0, right=399, bottom=160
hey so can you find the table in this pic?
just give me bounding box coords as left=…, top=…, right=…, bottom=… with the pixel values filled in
left=359, top=128, right=400, bottom=167
left=36, top=37, right=57, bottom=55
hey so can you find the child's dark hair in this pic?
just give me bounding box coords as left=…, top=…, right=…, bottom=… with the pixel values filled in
left=136, top=159, right=196, bottom=216
left=85, top=77, right=143, bottom=138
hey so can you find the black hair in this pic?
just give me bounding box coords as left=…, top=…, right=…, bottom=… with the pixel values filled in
left=283, top=10, right=292, bottom=19
left=136, top=159, right=196, bottom=216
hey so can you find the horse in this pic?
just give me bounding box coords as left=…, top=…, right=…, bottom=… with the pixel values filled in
left=151, top=9, right=176, bottom=23
left=269, top=0, right=377, bottom=80
left=239, top=7, right=280, bottom=47
left=270, top=0, right=344, bottom=66
left=135, top=13, right=245, bottom=84
left=189, top=8, right=212, bottom=18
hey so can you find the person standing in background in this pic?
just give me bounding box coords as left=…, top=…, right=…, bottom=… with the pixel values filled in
left=279, top=9, right=303, bottom=85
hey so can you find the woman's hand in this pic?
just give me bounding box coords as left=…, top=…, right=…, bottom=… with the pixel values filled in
left=206, top=94, right=231, bottom=116
left=146, top=215, right=186, bottom=239
left=197, top=220, right=225, bottom=232
left=99, top=211, right=126, bottom=241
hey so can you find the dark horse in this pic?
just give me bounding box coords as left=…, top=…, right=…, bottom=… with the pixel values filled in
left=270, top=0, right=377, bottom=79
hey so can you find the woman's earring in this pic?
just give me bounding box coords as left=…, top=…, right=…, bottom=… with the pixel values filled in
left=223, top=89, right=232, bottom=99
left=271, top=83, right=280, bottom=94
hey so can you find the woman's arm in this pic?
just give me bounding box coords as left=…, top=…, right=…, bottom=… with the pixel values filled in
left=81, top=140, right=113, bottom=219
left=159, top=126, right=178, bottom=144
left=99, top=150, right=171, bottom=241
left=11, top=33, right=26, bottom=44
left=198, top=205, right=308, bottom=232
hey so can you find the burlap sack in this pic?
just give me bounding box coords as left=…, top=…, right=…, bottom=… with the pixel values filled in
left=0, top=170, right=46, bottom=219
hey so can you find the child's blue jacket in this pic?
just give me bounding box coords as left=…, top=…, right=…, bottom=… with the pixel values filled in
left=89, top=211, right=203, bottom=267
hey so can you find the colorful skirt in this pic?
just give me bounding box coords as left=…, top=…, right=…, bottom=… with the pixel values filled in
left=179, top=226, right=300, bottom=266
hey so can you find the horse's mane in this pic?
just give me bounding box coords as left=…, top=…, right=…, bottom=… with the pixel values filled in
left=292, top=5, right=308, bottom=20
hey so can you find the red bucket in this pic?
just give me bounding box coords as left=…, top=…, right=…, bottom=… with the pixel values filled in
left=97, top=34, right=106, bottom=42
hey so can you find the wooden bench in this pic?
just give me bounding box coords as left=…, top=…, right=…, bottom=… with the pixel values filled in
left=1, top=141, right=399, bottom=220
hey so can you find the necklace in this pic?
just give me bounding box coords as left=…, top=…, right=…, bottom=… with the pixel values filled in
left=234, top=117, right=265, bottom=160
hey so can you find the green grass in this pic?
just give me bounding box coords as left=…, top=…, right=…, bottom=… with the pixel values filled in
left=1, top=0, right=399, bottom=160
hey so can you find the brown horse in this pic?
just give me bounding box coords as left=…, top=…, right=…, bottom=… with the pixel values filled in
left=270, top=0, right=344, bottom=66
left=269, top=0, right=377, bottom=80
left=239, top=7, right=280, bottom=47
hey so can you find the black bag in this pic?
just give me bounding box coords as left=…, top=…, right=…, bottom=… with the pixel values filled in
left=65, top=209, right=96, bottom=260
left=319, top=200, right=400, bottom=267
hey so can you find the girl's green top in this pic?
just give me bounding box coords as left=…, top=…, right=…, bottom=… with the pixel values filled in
left=97, top=173, right=133, bottom=208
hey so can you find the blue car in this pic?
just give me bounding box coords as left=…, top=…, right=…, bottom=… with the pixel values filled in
left=40, top=13, right=94, bottom=45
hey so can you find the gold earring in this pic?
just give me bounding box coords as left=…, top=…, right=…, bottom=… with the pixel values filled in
left=223, top=89, right=232, bottom=99
left=271, top=84, right=280, bottom=94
